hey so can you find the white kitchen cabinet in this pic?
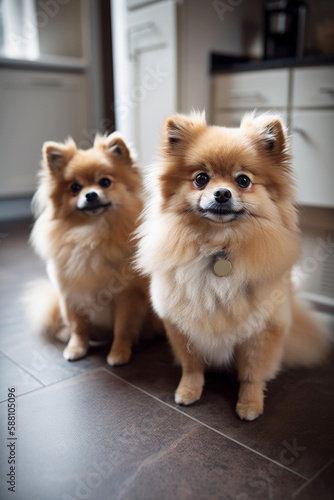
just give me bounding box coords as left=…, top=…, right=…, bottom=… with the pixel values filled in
left=211, top=69, right=289, bottom=129
left=292, top=111, right=334, bottom=207
left=212, top=69, right=290, bottom=111
left=292, top=67, right=334, bottom=108
left=290, top=66, right=334, bottom=208
left=211, top=65, right=334, bottom=208
left=0, top=69, right=89, bottom=197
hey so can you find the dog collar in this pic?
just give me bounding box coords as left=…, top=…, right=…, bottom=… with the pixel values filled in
left=212, top=249, right=232, bottom=277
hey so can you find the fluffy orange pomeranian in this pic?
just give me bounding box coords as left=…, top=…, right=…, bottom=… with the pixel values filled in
left=136, top=111, right=330, bottom=420
left=29, top=133, right=153, bottom=364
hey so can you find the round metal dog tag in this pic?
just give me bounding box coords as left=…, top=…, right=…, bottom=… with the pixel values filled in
left=213, top=258, right=232, bottom=277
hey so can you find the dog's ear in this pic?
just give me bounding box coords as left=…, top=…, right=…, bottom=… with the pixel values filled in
left=162, top=111, right=207, bottom=151
left=43, top=139, right=76, bottom=176
left=95, top=133, right=135, bottom=162
left=107, top=135, right=130, bottom=159
left=241, top=113, right=287, bottom=155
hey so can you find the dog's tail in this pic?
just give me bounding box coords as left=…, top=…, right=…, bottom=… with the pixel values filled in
left=22, top=279, right=69, bottom=342
left=283, top=299, right=331, bottom=368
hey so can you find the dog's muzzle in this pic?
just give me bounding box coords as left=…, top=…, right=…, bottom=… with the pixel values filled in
left=77, top=190, right=112, bottom=215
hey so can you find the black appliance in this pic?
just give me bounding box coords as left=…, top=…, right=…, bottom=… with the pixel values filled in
left=264, top=0, right=307, bottom=59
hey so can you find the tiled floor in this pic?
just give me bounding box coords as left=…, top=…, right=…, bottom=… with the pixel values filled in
left=0, top=220, right=334, bottom=500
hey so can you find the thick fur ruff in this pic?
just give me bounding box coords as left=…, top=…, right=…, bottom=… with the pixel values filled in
left=136, top=111, right=330, bottom=420
left=29, top=133, right=157, bottom=364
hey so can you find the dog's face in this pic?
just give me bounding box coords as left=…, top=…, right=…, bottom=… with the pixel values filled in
left=40, top=134, right=141, bottom=220
left=158, top=112, right=294, bottom=229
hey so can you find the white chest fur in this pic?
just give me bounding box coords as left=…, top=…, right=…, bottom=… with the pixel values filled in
left=150, top=254, right=268, bottom=367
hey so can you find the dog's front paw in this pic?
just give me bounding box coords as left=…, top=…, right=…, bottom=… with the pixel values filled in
left=236, top=381, right=264, bottom=421
left=236, top=400, right=263, bottom=421
left=175, top=385, right=202, bottom=406
left=174, top=371, right=204, bottom=405
left=107, top=349, right=131, bottom=366
left=63, top=344, right=88, bottom=361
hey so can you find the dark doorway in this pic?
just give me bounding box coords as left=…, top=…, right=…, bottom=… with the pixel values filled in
left=99, top=0, right=115, bottom=134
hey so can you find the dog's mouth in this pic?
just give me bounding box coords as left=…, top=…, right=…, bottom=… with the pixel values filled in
left=198, top=206, right=245, bottom=222
left=78, top=202, right=112, bottom=216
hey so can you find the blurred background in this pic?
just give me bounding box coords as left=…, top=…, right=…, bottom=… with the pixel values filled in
left=0, top=0, right=333, bottom=309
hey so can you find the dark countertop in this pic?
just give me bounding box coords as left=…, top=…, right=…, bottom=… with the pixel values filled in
left=210, top=53, right=334, bottom=74
left=0, top=55, right=88, bottom=73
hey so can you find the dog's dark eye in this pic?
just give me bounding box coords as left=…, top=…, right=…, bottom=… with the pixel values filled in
left=235, top=174, right=251, bottom=189
left=194, top=173, right=210, bottom=189
left=98, top=177, right=112, bottom=188
left=70, top=183, right=82, bottom=194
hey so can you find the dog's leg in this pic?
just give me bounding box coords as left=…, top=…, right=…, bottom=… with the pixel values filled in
left=63, top=303, right=90, bottom=361
left=107, top=289, right=147, bottom=366
left=164, top=320, right=205, bottom=405
left=236, top=324, right=285, bottom=421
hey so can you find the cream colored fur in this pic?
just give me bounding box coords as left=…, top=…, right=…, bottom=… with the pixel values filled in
left=136, top=111, right=331, bottom=420
left=28, top=133, right=154, bottom=364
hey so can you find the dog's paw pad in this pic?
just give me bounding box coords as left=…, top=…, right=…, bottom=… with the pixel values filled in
left=63, top=345, right=88, bottom=361
left=236, top=401, right=263, bottom=421
left=175, top=386, right=202, bottom=406
left=107, top=351, right=131, bottom=366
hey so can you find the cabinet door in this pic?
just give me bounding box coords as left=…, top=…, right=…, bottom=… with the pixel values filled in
left=212, top=69, right=289, bottom=110
left=292, top=67, right=334, bottom=108
left=127, top=0, right=177, bottom=166
left=291, top=111, right=334, bottom=208
left=0, top=69, right=89, bottom=197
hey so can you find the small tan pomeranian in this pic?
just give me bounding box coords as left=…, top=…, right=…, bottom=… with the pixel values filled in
left=136, top=111, right=330, bottom=420
left=29, top=133, right=153, bottom=365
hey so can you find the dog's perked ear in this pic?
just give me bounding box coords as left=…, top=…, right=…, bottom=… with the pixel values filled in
left=107, top=135, right=130, bottom=159
left=161, top=111, right=207, bottom=153
left=95, top=133, right=135, bottom=162
left=241, top=113, right=288, bottom=156
left=43, top=139, right=77, bottom=177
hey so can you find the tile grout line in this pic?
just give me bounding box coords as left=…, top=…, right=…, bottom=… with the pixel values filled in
left=102, top=367, right=308, bottom=481
left=1, top=351, right=47, bottom=388
left=291, top=457, right=334, bottom=498
left=0, top=385, right=44, bottom=404
left=16, top=365, right=107, bottom=394
left=0, top=366, right=108, bottom=404
left=0, top=353, right=106, bottom=400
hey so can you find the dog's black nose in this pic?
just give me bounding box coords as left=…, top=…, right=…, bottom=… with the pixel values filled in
left=213, top=188, right=232, bottom=204
left=85, top=191, right=98, bottom=203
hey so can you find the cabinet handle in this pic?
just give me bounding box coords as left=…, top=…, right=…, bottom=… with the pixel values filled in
left=129, top=21, right=156, bottom=37
left=30, top=79, right=64, bottom=88
left=128, top=21, right=157, bottom=59
left=229, top=89, right=263, bottom=99
left=318, top=87, right=334, bottom=95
